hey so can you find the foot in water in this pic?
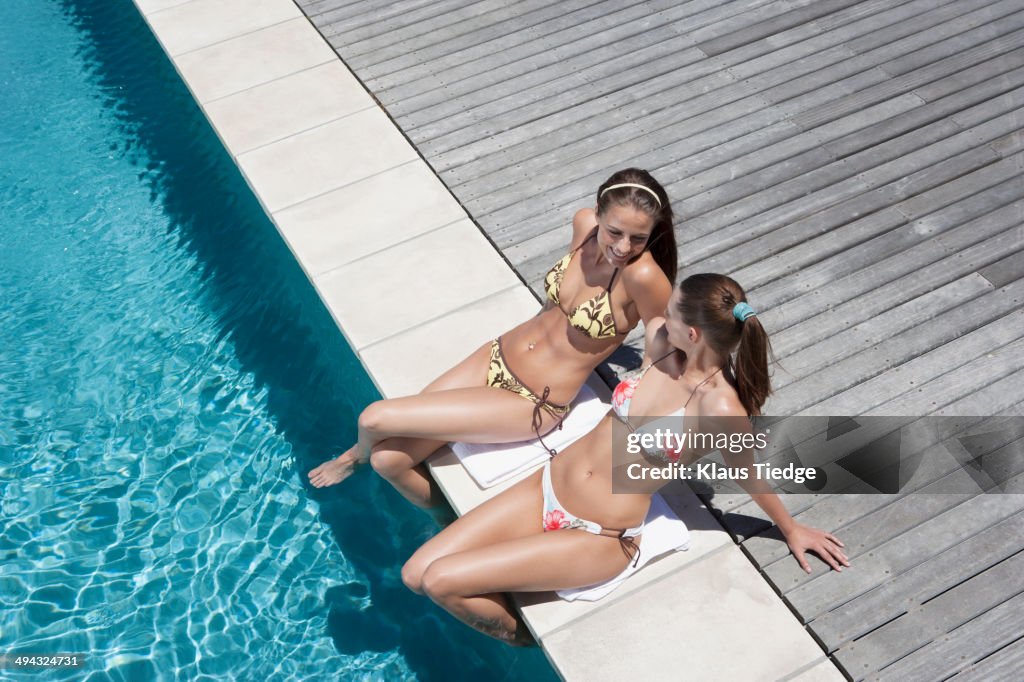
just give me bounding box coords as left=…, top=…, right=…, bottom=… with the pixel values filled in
left=309, top=445, right=362, bottom=488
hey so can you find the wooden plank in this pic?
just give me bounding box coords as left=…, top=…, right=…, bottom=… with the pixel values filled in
left=458, top=0, right=991, bottom=236
left=811, top=509, right=1024, bottom=651
left=820, top=60, right=1024, bottom=156
left=757, top=201, right=1024, bottom=359
left=916, top=54, right=1024, bottom=102
left=440, top=0, right=934, bottom=205
left=936, top=364, right=1024, bottom=416
left=757, top=198, right=1021, bottom=338
left=479, top=69, right=885, bottom=246
left=953, top=637, right=1024, bottom=681
left=810, top=0, right=919, bottom=32
left=991, top=129, right=1024, bottom=157
left=679, top=140, right=1004, bottom=273
left=723, top=412, right=1015, bottom=526
left=832, top=549, right=1024, bottom=678
left=299, top=0, right=374, bottom=20
left=882, top=349, right=1024, bottom=418
left=846, top=0, right=1016, bottom=59
left=705, top=111, right=1013, bottom=259
left=464, top=70, right=882, bottom=240
left=671, top=95, right=922, bottom=204
left=761, top=0, right=1021, bottom=110
left=792, top=26, right=1024, bottom=130
left=732, top=182, right=1017, bottom=294
left=696, top=0, right=868, bottom=56
left=881, top=5, right=1024, bottom=77
left=313, top=0, right=447, bottom=36
left=367, top=0, right=780, bottom=97
left=763, top=470, right=1024, bottom=599
left=352, top=0, right=643, bottom=82
left=768, top=288, right=1024, bottom=415
left=768, top=264, right=1002, bottom=373
left=750, top=184, right=1024, bottom=309
left=344, top=0, right=569, bottom=65
left=997, top=400, right=1024, bottom=417
left=978, top=244, right=1024, bottom=286
left=376, top=0, right=769, bottom=125
left=366, top=0, right=692, bottom=106
left=758, top=155, right=1024, bottom=341
left=784, top=492, right=1024, bottom=621
left=981, top=249, right=1024, bottom=288
left=812, top=309, right=1024, bottom=417
left=322, top=0, right=502, bottom=46
left=410, top=46, right=710, bottom=153
left=450, top=0, right=958, bottom=210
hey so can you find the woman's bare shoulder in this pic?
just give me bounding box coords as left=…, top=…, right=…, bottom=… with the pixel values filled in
left=622, top=251, right=666, bottom=287
left=701, top=382, right=747, bottom=420
left=571, top=207, right=597, bottom=245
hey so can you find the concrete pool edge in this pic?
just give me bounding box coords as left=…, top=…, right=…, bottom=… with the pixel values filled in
left=129, top=0, right=845, bottom=679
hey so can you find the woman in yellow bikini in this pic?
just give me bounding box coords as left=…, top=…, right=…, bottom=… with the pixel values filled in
left=308, top=169, right=678, bottom=507
left=401, top=274, right=850, bottom=644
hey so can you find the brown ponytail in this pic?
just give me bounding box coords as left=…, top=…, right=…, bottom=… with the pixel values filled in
left=596, top=168, right=677, bottom=282
left=677, top=274, right=775, bottom=416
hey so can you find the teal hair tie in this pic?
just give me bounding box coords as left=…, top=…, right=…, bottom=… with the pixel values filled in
left=733, top=302, right=756, bottom=322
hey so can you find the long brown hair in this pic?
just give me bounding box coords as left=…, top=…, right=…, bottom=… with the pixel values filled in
left=596, top=168, right=677, bottom=282
left=677, top=273, right=774, bottom=416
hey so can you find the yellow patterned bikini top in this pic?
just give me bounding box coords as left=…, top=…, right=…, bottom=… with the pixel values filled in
left=543, top=229, right=623, bottom=340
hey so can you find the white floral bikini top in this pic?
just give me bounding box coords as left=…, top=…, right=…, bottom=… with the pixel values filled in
left=611, top=352, right=686, bottom=464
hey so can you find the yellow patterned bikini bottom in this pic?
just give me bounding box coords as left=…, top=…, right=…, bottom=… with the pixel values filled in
left=486, top=338, right=572, bottom=422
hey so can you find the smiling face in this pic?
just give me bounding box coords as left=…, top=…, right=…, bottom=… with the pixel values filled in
left=595, top=203, right=655, bottom=268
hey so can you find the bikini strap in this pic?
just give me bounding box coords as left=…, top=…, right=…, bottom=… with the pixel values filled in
left=570, top=227, right=599, bottom=254
left=683, top=367, right=722, bottom=409
left=606, top=266, right=620, bottom=292
left=598, top=530, right=640, bottom=567
left=532, top=386, right=565, bottom=459
left=637, top=349, right=678, bottom=380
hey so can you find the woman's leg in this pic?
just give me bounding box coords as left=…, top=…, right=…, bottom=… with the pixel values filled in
left=309, top=341, right=568, bottom=492
left=420, top=530, right=633, bottom=644
left=309, top=340, right=491, bottom=488
left=402, top=468, right=544, bottom=592
left=399, top=468, right=633, bottom=644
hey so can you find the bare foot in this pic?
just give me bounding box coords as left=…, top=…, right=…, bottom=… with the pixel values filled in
left=510, top=621, right=538, bottom=648
left=308, top=446, right=363, bottom=488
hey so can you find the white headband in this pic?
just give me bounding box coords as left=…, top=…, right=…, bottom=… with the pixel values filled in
left=600, top=183, right=662, bottom=208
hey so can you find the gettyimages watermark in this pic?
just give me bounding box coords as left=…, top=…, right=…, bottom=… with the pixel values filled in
left=610, top=414, right=1024, bottom=494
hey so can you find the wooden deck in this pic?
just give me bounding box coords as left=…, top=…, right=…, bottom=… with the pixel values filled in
left=296, top=0, right=1024, bottom=679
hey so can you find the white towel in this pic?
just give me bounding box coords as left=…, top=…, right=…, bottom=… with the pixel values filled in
left=450, top=384, right=609, bottom=488
left=556, top=494, right=690, bottom=602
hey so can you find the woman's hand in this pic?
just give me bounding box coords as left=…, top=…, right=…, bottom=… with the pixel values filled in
left=783, top=523, right=850, bottom=573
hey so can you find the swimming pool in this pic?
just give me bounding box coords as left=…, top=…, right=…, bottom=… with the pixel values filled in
left=0, top=1, right=555, bottom=679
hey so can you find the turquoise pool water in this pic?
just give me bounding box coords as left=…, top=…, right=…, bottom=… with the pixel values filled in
left=0, top=1, right=555, bottom=679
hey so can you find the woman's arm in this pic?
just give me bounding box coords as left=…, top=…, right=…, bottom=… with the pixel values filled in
left=623, top=261, right=673, bottom=327
left=721, top=418, right=850, bottom=574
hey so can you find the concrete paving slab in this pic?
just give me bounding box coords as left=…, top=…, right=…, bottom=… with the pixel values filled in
left=146, top=0, right=301, bottom=56
left=313, top=219, right=523, bottom=349
left=175, top=18, right=335, bottom=102
left=274, top=160, right=468, bottom=275
left=427, top=446, right=535, bottom=516
left=541, top=547, right=826, bottom=681
left=237, top=107, right=418, bottom=212
left=204, top=61, right=375, bottom=154
left=358, top=286, right=539, bottom=396
left=782, top=657, right=847, bottom=681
